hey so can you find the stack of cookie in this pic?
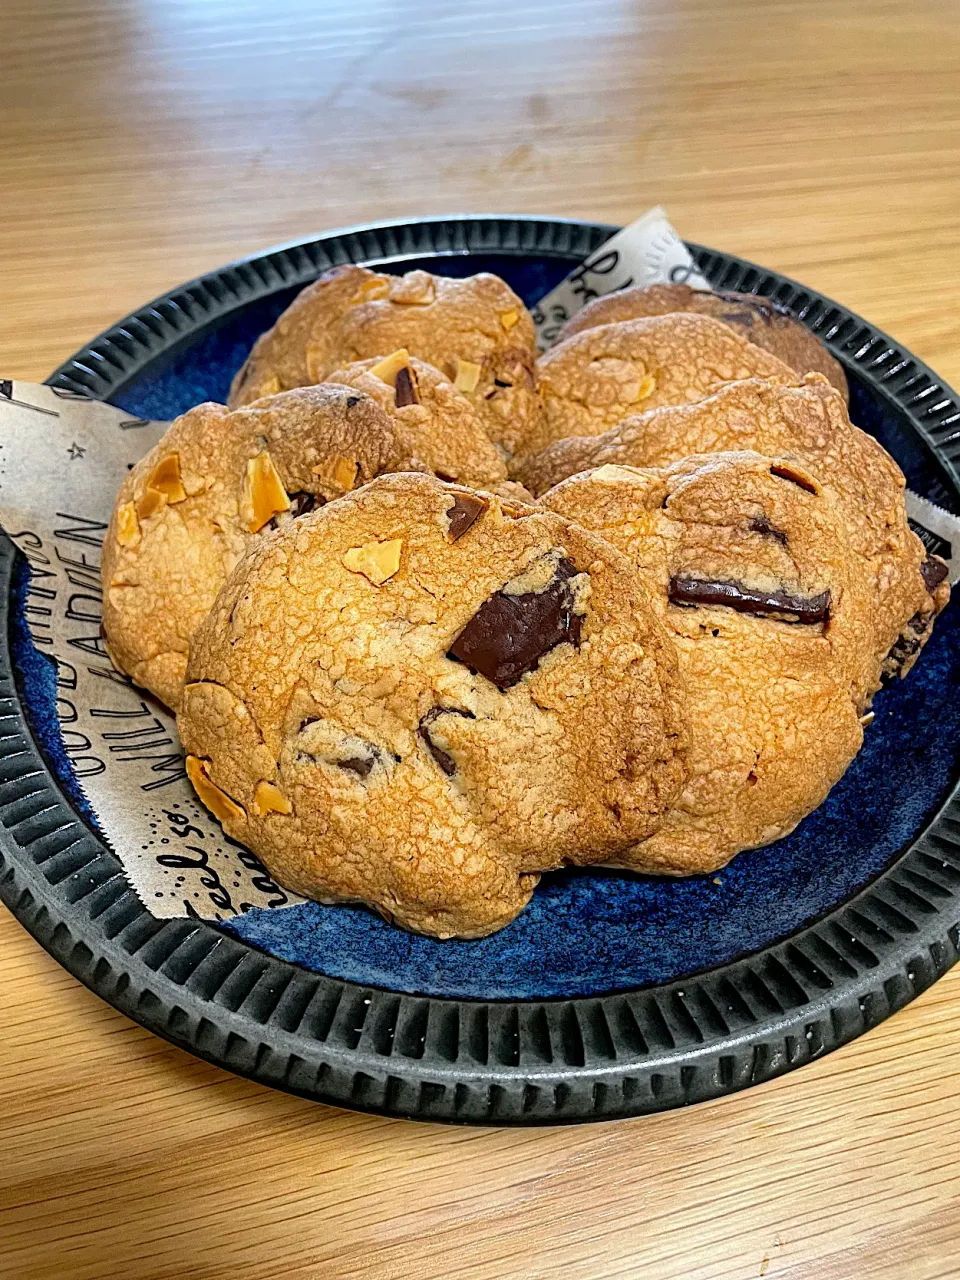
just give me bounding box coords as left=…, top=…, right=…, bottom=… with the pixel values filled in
left=102, top=266, right=950, bottom=938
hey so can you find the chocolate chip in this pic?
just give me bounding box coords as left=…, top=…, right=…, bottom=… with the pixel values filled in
left=448, top=558, right=584, bottom=687
left=493, top=377, right=513, bottom=388
left=748, top=515, right=788, bottom=546
left=882, top=608, right=934, bottom=682
left=288, top=491, right=318, bottom=518
left=346, top=395, right=361, bottom=408
left=419, top=706, right=475, bottom=775
left=770, top=463, right=818, bottom=494
left=669, top=575, right=831, bottom=623
left=394, top=366, right=420, bottom=407
left=339, top=756, right=374, bottom=779
left=447, top=492, right=489, bottom=541
left=921, top=555, right=948, bottom=593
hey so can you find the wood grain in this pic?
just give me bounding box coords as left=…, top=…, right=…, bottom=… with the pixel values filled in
left=3, top=0, right=960, bottom=1276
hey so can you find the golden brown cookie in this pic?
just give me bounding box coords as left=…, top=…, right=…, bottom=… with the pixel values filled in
left=228, top=264, right=542, bottom=460
left=101, top=385, right=427, bottom=710
left=542, top=455, right=874, bottom=874
left=322, top=351, right=508, bottom=489
left=530, top=313, right=795, bottom=458
left=517, top=375, right=950, bottom=695
left=177, top=474, right=688, bottom=938
left=555, top=283, right=848, bottom=399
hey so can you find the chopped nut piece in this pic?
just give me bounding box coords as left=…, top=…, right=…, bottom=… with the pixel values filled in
left=240, top=450, right=290, bottom=533
left=253, top=780, right=293, bottom=816
left=394, top=365, right=420, bottom=407
left=453, top=358, right=482, bottom=394
left=499, top=308, right=520, bottom=330
left=388, top=271, right=436, bottom=305
left=147, top=453, right=187, bottom=503
left=634, top=374, right=656, bottom=401
left=186, top=755, right=246, bottom=824
left=350, top=278, right=390, bottom=304
left=256, top=374, right=282, bottom=398
left=342, top=538, right=403, bottom=585
left=369, top=349, right=413, bottom=387
left=137, top=488, right=167, bottom=520
left=116, top=502, right=141, bottom=548
left=325, top=455, right=359, bottom=491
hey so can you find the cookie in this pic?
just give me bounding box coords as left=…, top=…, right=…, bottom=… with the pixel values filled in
left=177, top=474, right=688, bottom=938
left=542, top=454, right=873, bottom=874
left=101, top=385, right=426, bottom=710
left=518, top=375, right=950, bottom=695
left=531, top=313, right=795, bottom=458
left=322, top=352, right=508, bottom=490
left=555, top=283, right=848, bottom=399
left=228, top=264, right=542, bottom=460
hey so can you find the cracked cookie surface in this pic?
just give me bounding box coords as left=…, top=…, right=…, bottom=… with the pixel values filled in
left=176, top=473, right=688, bottom=938
left=531, top=312, right=796, bottom=458
left=101, top=385, right=428, bottom=710
left=519, top=375, right=950, bottom=694
left=555, top=283, right=848, bottom=398
left=228, top=264, right=542, bottom=460
left=542, top=453, right=876, bottom=874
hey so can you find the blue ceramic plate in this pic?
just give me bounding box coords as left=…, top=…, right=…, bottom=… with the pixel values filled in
left=1, top=216, right=958, bottom=1124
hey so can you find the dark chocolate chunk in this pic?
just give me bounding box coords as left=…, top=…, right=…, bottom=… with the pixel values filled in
left=920, top=555, right=949, bottom=593
left=394, top=366, right=420, bottom=407
left=339, top=755, right=375, bottom=779
left=748, top=515, right=788, bottom=546
left=267, top=490, right=319, bottom=530
left=448, top=558, right=584, bottom=687
left=288, top=491, right=318, bottom=518
left=669, top=575, right=831, bottom=624
left=447, top=492, right=489, bottom=541
left=770, top=463, right=818, bottom=494
left=882, top=608, right=935, bottom=682
left=419, top=706, right=475, bottom=775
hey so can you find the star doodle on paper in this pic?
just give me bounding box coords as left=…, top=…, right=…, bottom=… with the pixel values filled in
left=67, top=442, right=86, bottom=460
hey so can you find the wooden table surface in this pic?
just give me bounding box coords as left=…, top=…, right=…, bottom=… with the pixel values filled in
left=3, top=1, right=960, bottom=1276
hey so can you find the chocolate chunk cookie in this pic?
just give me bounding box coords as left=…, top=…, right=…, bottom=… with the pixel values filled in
left=518, top=375, right=949, bottom=695
left=322, top=352, right=508, bottom=490
left=102, top=385, right=427, bottom=710
left=555, top=282, right=848, bottom=399
left=228, top=264, right=542, bottom=460
left=542, top=454, right=875, bottom=874
left=177, top=474, right=688, bottom=937
left=531, top=313, right=795, bottom=459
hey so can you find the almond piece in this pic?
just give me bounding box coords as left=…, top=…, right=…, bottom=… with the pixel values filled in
left=388, top=271, right=436, bottom=305
left=253, top=780, right=293, bottom=816
left=116, top=502, right=141, bottom=547
left=634, top=373, right=657, bottom=401
left=312, top=455, right=359, bottom=492
left=147, top=453, right=187, bottom=503
left=369, top=349, right=413, bottom=387
left=240, top=450, right=290, bottom=533
left=350, top=278, right=390, bottom=304
left=342, top=538, right=403, bottom=585
left=255, top=374, right=282, bottom=399
left=453, top=358, right=482, bottom=394
left=186, top=756, right=246, bottom=824
left=499, top=308, right=520, bottom=331
left=137, top=488, right=167, bottom=520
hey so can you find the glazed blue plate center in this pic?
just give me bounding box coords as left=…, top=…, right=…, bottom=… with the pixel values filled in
left=28, top=251, right=960, bottom=1000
